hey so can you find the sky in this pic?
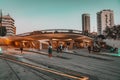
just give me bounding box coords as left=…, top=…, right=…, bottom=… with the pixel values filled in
left=0, top=0, right=120, bottom=34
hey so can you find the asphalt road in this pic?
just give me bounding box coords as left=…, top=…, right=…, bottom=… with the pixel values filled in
left=1, top=48, right=120, bottom=80
left=22, top=49, right=120, bottom=80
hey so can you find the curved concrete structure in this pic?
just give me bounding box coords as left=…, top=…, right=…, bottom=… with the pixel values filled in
left=0, top=29, right=93, bottom=49
left=16, top=29, right=91, bottom=40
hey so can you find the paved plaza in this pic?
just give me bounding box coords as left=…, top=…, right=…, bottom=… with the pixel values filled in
left=0, top=48, right=120, bottom=80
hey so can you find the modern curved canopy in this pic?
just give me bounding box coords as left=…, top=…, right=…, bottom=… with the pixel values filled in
left=15, top=29, right=92, bottom=41
left=0, top=29, right=92, bottom=45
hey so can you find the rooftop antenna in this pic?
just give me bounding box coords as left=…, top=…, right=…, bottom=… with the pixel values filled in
left=93, top=26, right=95, bottom=32
left=7, top=13, right=10, bottom=16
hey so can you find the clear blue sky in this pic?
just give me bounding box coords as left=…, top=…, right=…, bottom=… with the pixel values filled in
left=0, top=0, right=120, bottom=34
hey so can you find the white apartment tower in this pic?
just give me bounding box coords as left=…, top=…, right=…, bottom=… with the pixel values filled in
left=0, top=13, right=16, bottom=36
left=82, top=13, right=90, bottom=33
left=97, top=9, right=114, bottom=35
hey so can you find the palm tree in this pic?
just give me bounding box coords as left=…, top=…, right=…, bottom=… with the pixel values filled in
left=117, top=25, right=120, bottom=39
left=103, top=25, right=120, bottom=39
left=104, top=26, right=112, bottom=38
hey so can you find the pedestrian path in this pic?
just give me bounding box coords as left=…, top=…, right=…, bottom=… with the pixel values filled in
left=4, top=48, right=120, bottom=80
left=6, top=48, right=120, bottom=61
left=64, top=48, right=120, bottom=57
left=22, top=49, right=120, bottom=80
left=104, top=39, right=120, bottom=48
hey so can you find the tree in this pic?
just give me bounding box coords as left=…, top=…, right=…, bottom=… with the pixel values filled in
left=104, top=25, right=120, bottom=39
left=0, top=26, right=7, bottom=36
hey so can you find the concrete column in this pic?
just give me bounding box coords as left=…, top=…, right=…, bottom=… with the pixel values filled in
left=69, top=40, right=74, bottom=49
left=30, top=41, right=33, bottom=48
left=49, top=39, right=52, bottom=44
left=49, top=39, right=53, bottom=48
left=83, top=40, right=86, bottom=48
left=40, top=42, right=42, bottom=50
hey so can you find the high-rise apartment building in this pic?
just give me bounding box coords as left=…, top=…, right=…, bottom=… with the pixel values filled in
left=82, top=13, right=90, bottom=33
left=0, top=13, right=16, bottom=36
left=97, top=9, right=114, bottom=35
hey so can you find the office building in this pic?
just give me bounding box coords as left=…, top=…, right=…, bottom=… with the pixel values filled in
left=82, top=13, right=90, bottom=33
left=97, top=9, right=114, bottom=35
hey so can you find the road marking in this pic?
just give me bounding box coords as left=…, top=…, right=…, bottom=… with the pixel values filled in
left=0, top=56, right=89, bottom=80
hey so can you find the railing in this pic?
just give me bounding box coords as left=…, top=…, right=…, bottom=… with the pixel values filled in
left=17, top=29, right=82, bottom=36
left=41, top=29, right=82, bottom=34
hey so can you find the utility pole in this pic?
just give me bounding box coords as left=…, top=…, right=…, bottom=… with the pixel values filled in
left=0, top=9, right=2, bottom=27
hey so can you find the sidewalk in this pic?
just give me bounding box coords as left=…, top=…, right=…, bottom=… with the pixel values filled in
left=5, top=48, right=120, bottom=80
left=63, top=48, right=120, bottom=57
left=22, top=49, right=120, bottom=80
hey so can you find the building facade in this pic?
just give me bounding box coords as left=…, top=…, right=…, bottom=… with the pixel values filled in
left=97, top=9, right=114, bottom=35
left=82, top=13, right=90, bottom=33
left=0, top=14, right=16, bottom=36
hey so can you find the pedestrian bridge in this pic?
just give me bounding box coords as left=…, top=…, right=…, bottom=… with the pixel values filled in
left=0, top=29, right=93, bottom=49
